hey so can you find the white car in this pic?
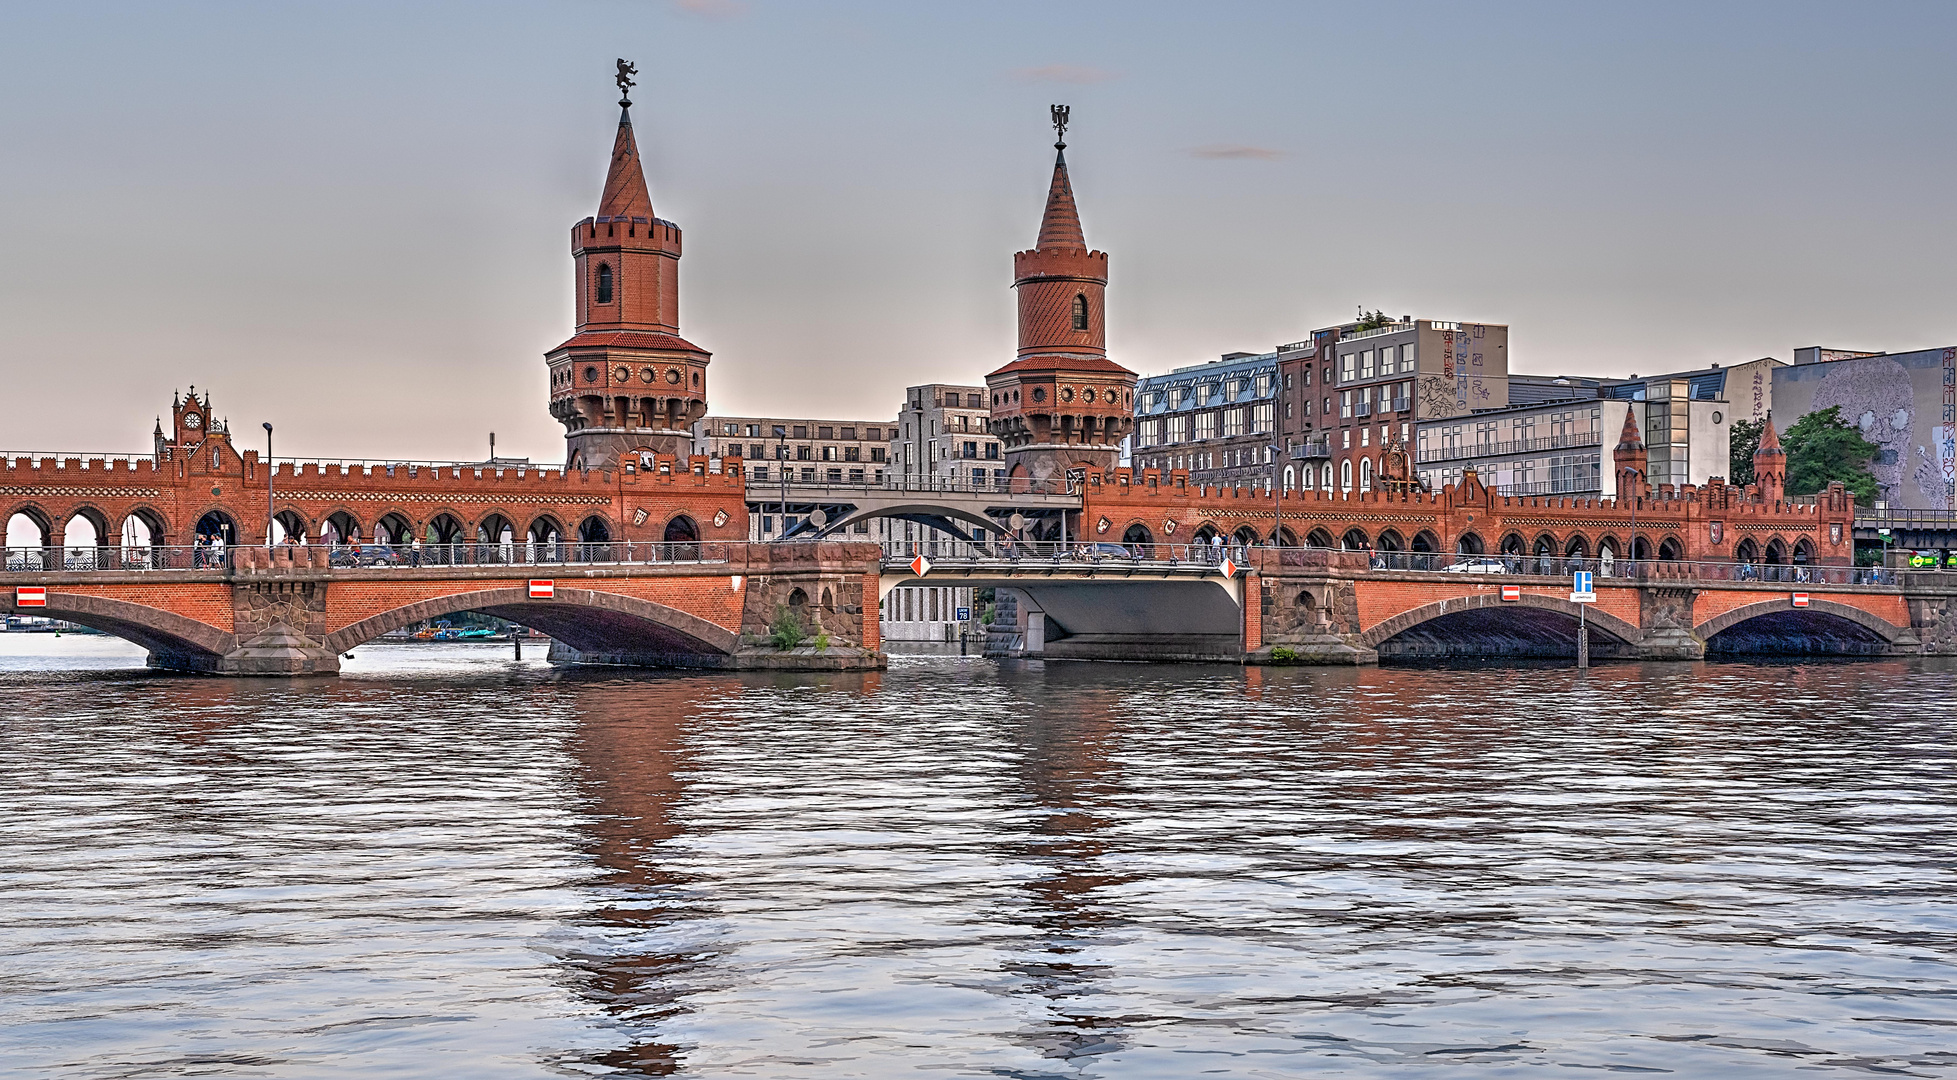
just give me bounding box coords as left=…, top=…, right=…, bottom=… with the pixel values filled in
left=1443, top=558, right=1508, bottom=574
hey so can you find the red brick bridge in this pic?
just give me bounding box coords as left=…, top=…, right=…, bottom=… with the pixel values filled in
left=0, top=542, right=884, bottom=675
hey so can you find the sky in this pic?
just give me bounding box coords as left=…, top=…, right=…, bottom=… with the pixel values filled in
left=2, top=0, right=1955, bottom=462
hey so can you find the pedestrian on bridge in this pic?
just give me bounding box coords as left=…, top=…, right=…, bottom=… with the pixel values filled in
left=410, top=536, right=423, bottom=567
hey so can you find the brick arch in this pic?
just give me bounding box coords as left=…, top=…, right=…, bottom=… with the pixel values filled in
left=0, top=590, right=233, bottom=661
left=119, top=504, right=173, bottom=544
left=815, top=503, right=1000, bottom=540
left=1693, top=598, right=1905, bottom=645
left=6, top=503, right=55, bottom=546
left=322, top=586, right=739, bottom=657
left=1359, top=592, right=1642, bottom=650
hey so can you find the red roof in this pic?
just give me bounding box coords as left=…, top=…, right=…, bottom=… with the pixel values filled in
left=549, top=330, right=709, bottom=355
left=987, top=352, right=1134, bottom=378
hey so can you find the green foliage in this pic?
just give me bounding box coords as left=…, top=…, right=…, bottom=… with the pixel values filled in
left=981, top=603, right=996, bottom=626
left=1354, top=308, right=1394, bottom=331
left=1782, top=406, right=1880, bottom=503
left=768, top=605, right=806, bottom=650
left=1727, top=416, right=1763, bottom=486
left=1268, top=646, right=1300, bottom=665
left=813, top=631, right=830, bottom=652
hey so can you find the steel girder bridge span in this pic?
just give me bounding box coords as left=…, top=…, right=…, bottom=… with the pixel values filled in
left=749, top=479, right=1082, bottom=548
left=879, top=554, right=1251, bottom=663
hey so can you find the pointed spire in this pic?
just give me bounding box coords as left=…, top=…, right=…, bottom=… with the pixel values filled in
left=1616, top=405, right=1644, bottom=451
left=1755, top=413, right=1784, bottom=457
left=598, top=105, right=655, bottom=221
left=1035, top=146, right=1086, bottom=250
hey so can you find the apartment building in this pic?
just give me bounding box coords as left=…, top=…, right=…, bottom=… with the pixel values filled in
left=1130, top=350, right=1283, bottom=487
left=1288, top=318, right=1511, bottom=494
left=691, top=414, right=894, bottom=540
left=892, top=384, right=1007, bottom=489
left=1417, top=385, right=1731, bottom=499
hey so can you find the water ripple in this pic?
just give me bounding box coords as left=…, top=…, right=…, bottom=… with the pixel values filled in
left=1, top=638, right=1954, bottom=1077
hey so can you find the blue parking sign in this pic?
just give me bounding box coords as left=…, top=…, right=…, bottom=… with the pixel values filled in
left=956, top=607, right=970, bottom=621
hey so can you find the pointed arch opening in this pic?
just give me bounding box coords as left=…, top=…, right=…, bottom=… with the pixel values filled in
left=1071, top=293, right=1089, bottom=331
left=596, top=262, right=614, bottom=304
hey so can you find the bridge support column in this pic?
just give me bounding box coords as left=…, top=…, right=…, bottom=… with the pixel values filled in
left=1637, top=586, right=1705, bottom=661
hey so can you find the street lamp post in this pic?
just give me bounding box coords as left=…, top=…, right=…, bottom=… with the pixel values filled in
left=262, top=422, right=274, bottom=547
left=774, top=425, right=789, bottom=541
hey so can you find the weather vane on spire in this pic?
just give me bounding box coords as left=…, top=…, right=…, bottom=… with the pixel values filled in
left=616, top=58, right=638, bottom=107
left=1051, top=104, right=1069, bottom=149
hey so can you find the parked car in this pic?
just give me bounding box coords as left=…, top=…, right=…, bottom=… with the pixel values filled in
left=1443, top=558, right=1508, bottom=574
left=1061, top=543, right=1134, bottom=560
left=332, top=544, right=401, bottom=568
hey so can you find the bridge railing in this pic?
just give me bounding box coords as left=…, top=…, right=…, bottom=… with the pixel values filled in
left=753, top=474, right=1079, bottom=497
left=2, top=540, right=800, bottom=573
left=874, top=540, right=1905, bottom=586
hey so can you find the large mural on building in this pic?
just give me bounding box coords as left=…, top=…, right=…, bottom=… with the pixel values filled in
left=1772, top=346, right=1957, bottom=510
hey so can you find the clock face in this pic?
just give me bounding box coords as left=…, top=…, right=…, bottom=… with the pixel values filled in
left=182, top=412, right=203, bottom=430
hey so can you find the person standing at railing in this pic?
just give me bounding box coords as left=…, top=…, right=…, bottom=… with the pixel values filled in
left=211, top=532, right=225, bottom=567
left=409, top=536, right=422, bottom=567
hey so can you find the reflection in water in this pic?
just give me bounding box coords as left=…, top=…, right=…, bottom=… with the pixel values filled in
left=1, top=638, right=1955, bottom=1078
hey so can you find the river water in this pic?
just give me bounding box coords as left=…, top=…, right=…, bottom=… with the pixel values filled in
left=2, top=636, right=1955, bottom=1078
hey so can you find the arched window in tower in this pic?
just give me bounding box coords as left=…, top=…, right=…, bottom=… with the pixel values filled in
left=1071, top=293, right=1089, bottom=331
left=596, top=264, right=614, bottom=304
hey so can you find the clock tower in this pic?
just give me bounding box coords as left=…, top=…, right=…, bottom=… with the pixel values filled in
left=544, top=63, right=711, bottom=468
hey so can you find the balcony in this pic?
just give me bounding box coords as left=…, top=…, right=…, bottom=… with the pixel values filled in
left=1389, top=398, right=1409, bottom=414
left=1353, top=403, right=1373, bottom=418
left=1290, top=437, right=1332, bottom=460
left=1415, top=430, right=1602, bottom=464
left=1343, top=322, right=1415, bottom=341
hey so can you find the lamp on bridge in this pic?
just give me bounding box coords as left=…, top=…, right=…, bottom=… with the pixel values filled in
left=261, top=422, right=274, bottom=548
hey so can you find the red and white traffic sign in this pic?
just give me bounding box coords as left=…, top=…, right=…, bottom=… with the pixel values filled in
left=910, top=555, right=932, bottom=578
left=1791, top=592, right=1810, bottom=607
left=16, top=586, right=46, bottom=608
left=1220, top=557, right=1239, bottom=579
left=1501, top=584, right=1521, bottom=602
left=528, top=579, right=555, bottom=599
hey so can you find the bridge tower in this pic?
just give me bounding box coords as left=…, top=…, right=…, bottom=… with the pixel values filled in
left=986, top=107, right=1137, bottom=487
left=545, top=65, right=710, bottom=469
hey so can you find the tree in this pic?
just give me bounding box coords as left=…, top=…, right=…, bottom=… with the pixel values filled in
left=1728, top=416, right=1764, bottom=486
left=1781, top=406, right=1879, bottom=503
left=1354, top=307, right=1394, bottom=331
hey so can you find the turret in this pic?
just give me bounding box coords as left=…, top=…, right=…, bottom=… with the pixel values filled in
left=1753, top=413, right=1786, bottom=503
left=1613, top=405, right=1648, bottom=500
left=985, top=106, right=1137, bottom=484
left=544, top=60, right=711, bottom=468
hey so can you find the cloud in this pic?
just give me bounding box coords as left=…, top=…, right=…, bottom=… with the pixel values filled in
left=674, top=0, right=745, bottom=17
left=1188, top=144, right=1285, bottom=161
left=1011, top=64, right=1119, bottom=85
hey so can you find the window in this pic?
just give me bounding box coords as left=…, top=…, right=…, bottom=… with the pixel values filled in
left=799, top=467, right=815, bottom=482
left=822, top=446, right=837, bottom=461
left=1341, top=353, right=1356, bottom=382
left=1254, top=374, right=1272, bottom=395
left=1323, top=396, right=1332, bottom=416
left=865, top=427, right=880, bottom=441
left=1252, top=402, right=1275, bottom=432
left=1222, top=409, right=1244, bottom=437
left=1072, top=293, right=1089, bottom=331
left=796, top=446, right=812, bottom=461
left=793, top=425, right=808, bottom=439
left=1340, top=459, right=1353, bottom=491
left=752, top=466, right=768, bottom=480
left=1361, top=425, right=1370, bottom=448
left=844, top=446, right=861, bottom=461
left=962, top=441, right=978, bottom=459
left=986, top=443, right=999, bottom=459
left=1361, top=350, right=1375, bottom=380
left=870, top=447, right=886, bottom=462
left=722, top=423, right=739, bottom=436
left=1225, top=379, right=1241, bottom=398
left=596, top=264, right=613, bottom=304
left=1359, top=457, right=1373, bottom=492
left=1195, top=411, right=1218, bottom=440
left=967, top=394, right=983, bottom=408
left=1342, top=429, right=1352, bottom=449
left=1340, top=391, right=1352, bottom=419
